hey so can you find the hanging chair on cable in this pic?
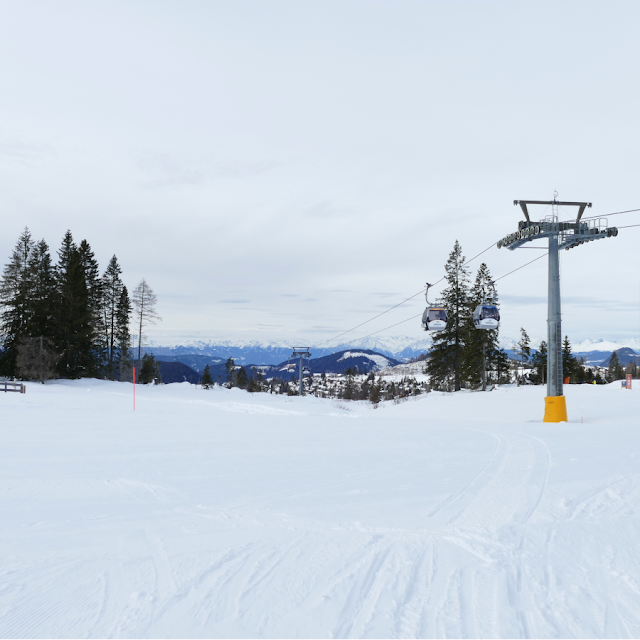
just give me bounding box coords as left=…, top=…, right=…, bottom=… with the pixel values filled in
left=473, top=304, right=500, bottom=330
left=473, top=281, right=500, bottom=330
left=421, top=283, right=447, bottom=332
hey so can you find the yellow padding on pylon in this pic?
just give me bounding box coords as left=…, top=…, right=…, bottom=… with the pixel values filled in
left=543, top=396, right=568, bottom=423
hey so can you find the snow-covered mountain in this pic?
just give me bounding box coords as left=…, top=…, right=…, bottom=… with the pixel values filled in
left=145, top=335, right=434, bottom=364
left=144, top=334, right=639, bottom=366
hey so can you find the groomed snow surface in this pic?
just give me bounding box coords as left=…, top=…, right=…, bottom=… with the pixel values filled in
left=2, top=381, right=640, bottom=639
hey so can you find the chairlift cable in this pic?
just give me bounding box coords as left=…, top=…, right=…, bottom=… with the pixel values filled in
left=316, top=240, right=497, bottom=347
left=493, top=252, right=548, bottom=282
left=579, top=207, right=640, bottom=221
left=352, top=251, right=550, bottom=341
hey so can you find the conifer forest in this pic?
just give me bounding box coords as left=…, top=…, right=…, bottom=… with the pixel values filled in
left=0, top=228, right=159, bottom=382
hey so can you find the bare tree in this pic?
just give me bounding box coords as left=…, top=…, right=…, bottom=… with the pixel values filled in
left=16, top=336, right=59, bottom=383
left=132, top=279, right=161, bottom=370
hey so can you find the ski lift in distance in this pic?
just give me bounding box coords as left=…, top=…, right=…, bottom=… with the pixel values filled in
left=302, top=366, right=311, bottom=376
left=422, top=283, right=447, bottom=331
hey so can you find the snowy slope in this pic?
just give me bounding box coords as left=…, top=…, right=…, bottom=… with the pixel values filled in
left=2, top=381, right=640, bottom=637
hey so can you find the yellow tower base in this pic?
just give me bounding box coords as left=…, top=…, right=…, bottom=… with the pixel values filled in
left=543, top=396, right=568, bottom=422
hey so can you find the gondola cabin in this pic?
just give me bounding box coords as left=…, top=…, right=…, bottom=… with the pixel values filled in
left=302, top=367, right=311, bottom=375
left=473, top=305, right=500, bottom=330
left=422, top=307, right=447, bottom=332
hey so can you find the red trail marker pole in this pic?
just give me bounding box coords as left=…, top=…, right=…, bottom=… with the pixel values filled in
left=133, top=366, right=136, bottom=411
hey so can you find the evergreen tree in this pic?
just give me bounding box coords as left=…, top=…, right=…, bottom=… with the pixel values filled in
left=235, top=366, right=248, bottom=389
left=359, top=378, right=370, bottom=400
left=515, top=327, right=531, bottom=383
left=343, top=369, right=356, bottom=399
left=138, top=353, right=159, bottom=384
left=607, top=351, right=624, bottom=381
left=426, top=240, right=471, bottom=391
left=78, top=240, right=105, bottom=374
left=54, top=232, right=93, bottom=378
left=531, top=340, right=547, bottom=385
left=516, top=328, right=531, bottom=376
left=102, top=255, right=123, bottom=379
left=201, top=364, right=214, bottom=389
left=27, top=240, right=57, bottom=340
left=0, top=228, right=35, bottom=376
left=562, top=336, right=579, bottom=382
left=369, top=379, right=382, bottom=404
left=114, top=286, right=133, bottom=381
left=247, top=375, right=259, bottom=392
left=225, top=357, right=236, bottom=387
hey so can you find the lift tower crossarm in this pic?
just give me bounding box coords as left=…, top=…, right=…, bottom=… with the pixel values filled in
left=514, top=200, right=592, bottom=222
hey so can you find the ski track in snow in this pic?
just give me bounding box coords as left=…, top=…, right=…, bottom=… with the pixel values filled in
left=1, top=381, right=640, bottom=638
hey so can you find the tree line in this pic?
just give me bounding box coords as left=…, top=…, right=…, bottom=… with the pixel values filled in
left=0, top=228, right=160, bottom=382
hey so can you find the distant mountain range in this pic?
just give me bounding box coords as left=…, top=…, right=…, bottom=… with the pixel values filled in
left=144, top=335, right=640, bottom=369
left=146, top=335, right=434, bottom=365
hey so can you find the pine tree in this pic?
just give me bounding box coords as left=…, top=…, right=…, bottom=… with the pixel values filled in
left=531, top=340, right=548, bottom=385
left=114, top=286, right=133, bottom=382
left=426, top=241, right=471, bottom=391
left=235, top=366, right=248, bottom=389
left=54, top=232, right=93, bottom=379
left=225, top=357, right=236, bottom=387
left=562, top=336, right=579, bottom=382
left=369, top=380, right=382, bottom=404
left=0, top=228, right=35, bottom=376
left=201, top=364, right=214, bottom=389
left=138, top=353, right=159, bottom=384
left=78, top=240, right=105, bottom=374
left=247, top=375, right=259, bottom=393
left=102, top=255, right=123, bottom=379
left=516, top=328, right=531, bottom=383
left=343, top=369, right=356, bottom=399
left=607, top=351, right=624, bottom=381
left=27, top=240, right=57, bottom=340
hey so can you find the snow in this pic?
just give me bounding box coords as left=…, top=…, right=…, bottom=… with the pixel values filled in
left=572, top=337, right=640, bottom=353
left=2, top=380, right=640, bottom=637
left=337, top=351, right=392, bottom=369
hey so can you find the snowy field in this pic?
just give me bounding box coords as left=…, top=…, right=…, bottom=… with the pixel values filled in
left=1, top=380, right=640, bottom=638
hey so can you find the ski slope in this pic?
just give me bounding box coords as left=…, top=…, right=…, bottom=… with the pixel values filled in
left=1, top=380, right=639, bottom=638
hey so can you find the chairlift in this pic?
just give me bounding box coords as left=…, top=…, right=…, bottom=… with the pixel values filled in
left=302, top=366, right=311, bottom=375
left=422, top=283, right=448, bottom=331
left=473, top=304, right=500, bottom=330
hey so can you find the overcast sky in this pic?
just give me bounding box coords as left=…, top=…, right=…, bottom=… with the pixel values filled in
left=1, top=0, right=639, bottom=346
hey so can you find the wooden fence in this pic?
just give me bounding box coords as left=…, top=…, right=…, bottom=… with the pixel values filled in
left=1, top=382, right=26, bottom=394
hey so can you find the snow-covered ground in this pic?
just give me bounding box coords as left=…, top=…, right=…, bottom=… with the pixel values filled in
left=2, top=380, right=640, bottom=638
